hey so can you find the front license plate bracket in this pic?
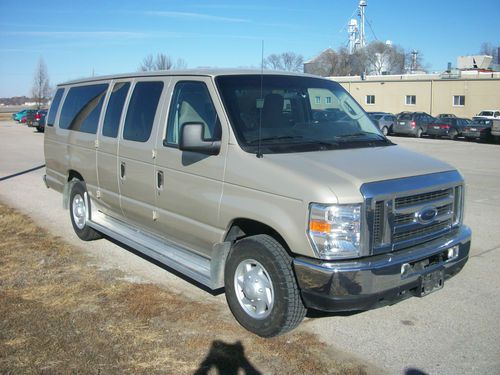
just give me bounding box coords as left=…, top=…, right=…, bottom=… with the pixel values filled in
left=417, top=269, right=444, bottom=297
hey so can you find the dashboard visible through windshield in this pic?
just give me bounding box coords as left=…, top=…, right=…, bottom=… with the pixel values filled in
left=216, top=75, right=392, bottom=154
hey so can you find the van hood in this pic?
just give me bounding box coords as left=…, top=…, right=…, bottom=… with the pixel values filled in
left=262, top=145, right=455, bottom=203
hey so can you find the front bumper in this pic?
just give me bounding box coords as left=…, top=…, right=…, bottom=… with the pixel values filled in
left=293, top=225, right=471, bottom=312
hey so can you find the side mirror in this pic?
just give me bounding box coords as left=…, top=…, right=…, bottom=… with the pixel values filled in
left=179, top=122, right=221, bottom=155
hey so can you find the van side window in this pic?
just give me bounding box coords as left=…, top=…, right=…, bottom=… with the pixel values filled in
left=47, top=88, right=64, bottom=127
left=59, top=84, right=109, bottom=133
left=102, top=82, right=130, bottom=138
left=123, top=81, right=163, bottom=142
left=165, top=81, right=221, bottom=146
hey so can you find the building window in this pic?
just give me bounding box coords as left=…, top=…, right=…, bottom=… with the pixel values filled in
left=366, top=95, right=375, bottom=105
left=315, top=96, right=321, bottom=104
left=405, top=95, right=416, bottom=105
left=453, top=95, right=465, bottom=106
left=325, top=96, right=332, bottom=104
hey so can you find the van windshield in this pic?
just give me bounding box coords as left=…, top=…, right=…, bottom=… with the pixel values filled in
left=216, top=75, right=392, bottom=154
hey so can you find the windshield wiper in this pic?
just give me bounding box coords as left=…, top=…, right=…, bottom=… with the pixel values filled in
left=248, top=136, right=303, bottom=144
left=335, top=132, right=390, bottom=142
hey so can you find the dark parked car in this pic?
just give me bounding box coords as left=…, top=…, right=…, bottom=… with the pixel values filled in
left=462, top=119, right=494, bottom=142
left=22, top=109, right=37, bottom=125
left=426, top=117, right=471, bottom=139
left=27, top=109, right=47, bottom=132
left=393, top=112, right=435, bottom=138
left=367, top=112, right=396, bottom=135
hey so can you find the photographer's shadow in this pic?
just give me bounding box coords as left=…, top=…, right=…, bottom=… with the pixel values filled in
left=194, top=340, right=261, bottom=375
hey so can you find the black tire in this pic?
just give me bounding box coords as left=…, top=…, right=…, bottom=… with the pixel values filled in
left=36, top=126, right=44, bottom=133
left=381, top=126, right=388, bottom=136
left=416, top=128, right=423, bottom=138
left=69, top=181, right=102, bottom=241
left=224, top=234, right=306, bottom=337
left=449, top=129, right=458, bottom=140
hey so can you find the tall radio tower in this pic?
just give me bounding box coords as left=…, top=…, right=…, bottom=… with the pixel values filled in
left=358, top=1, right=367, bottom=49
left=347, top=1, right=367, bottom=53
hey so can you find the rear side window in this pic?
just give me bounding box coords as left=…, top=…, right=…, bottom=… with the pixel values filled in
left=59, top=84, right=108, bottom=134
left=102, top=82, right=130, bottom=138
left=123, top=81, right=164, bottom=142
left=165, top=81, right=221, bottom=145
left=47, top=88, right=64, bottom=127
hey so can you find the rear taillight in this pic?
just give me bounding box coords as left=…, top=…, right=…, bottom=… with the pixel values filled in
left=440, top=124, right=450, bottom=129
left=35, top=114, right=41, bottom=120
left=410, top=121, right=416, bottom=127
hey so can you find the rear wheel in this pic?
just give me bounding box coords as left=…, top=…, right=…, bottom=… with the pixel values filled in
left=416, top=128, right=423, bottom=138
left=69, top=181, right=102, bottom=241
left=381, top=126, right=388, bottom=136
left=224, top=234, right=306, bottom=337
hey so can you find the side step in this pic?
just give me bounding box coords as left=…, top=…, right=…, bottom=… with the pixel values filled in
left=88, top=211, right=214, bottom=288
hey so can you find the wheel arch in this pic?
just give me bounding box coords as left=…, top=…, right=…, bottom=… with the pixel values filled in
left=63, top=169, right=85, bottom=209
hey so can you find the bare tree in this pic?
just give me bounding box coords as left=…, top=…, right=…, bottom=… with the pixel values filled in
left=479, top=42, right=499, bottom=63
left=31, top=57, right=51, bottom=108
left=155, top=53, right=173, bottom=70
left=139, top=53, right=187, bottom=71
left=175, top=58, right=188, bottom=70
left=264, top=52, right=304, bottom=72
left=304, top=48, right=365, bottom=77
left=139, top=54, right=155, bottom=71
left=364, top=42, right=405, bottom=75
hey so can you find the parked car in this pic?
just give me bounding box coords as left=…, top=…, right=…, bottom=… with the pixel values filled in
left=21, top=109, right=36, bottom=125
left=462, top=119, right=494, bottom=142
left=426, top=117, right=471, bottom=140
left=44, top=70, right=471, bottom=337
left=367, top=112, right=396, bottom=135
left=490, top=119, right=500, bottom=142
left=393, top=112, right=435, bottom=137
left=13, top=109, right=28, bottom=122
left=437, top=113, right=456, bottom=118
left=27, top=109, right=47, bottom=132
left=474, top=110, right=500, bottom=120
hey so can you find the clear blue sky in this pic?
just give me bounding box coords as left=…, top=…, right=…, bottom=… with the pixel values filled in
left=1, top=0, right=499, bottom=97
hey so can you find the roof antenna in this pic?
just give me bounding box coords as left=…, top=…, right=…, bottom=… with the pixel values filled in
left=257, top=40, right=264, bottom=158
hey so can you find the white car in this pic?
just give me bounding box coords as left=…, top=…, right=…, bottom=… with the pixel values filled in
left=473, top=110, right=500, bottom=120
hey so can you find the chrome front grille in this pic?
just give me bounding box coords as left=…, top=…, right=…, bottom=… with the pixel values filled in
left=361, top=172, right=464, bottom=256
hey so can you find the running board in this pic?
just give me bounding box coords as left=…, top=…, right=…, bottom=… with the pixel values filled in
left=88, top=211, right=213, bottom=288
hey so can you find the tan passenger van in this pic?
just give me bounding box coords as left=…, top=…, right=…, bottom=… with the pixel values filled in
left=44, top=70, right=471, bottom=337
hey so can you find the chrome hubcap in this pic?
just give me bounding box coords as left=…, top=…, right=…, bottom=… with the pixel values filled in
left=72, top=193, right=86, bottom=230
left=234, top=259, right=274, bottom=319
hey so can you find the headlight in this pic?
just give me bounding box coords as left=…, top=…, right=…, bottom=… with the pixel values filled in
left=308, top=203, right=361, bottom=260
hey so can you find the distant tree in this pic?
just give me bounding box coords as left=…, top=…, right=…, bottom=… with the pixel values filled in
left=364, top=42, right=406, bottom=75
left=264, top=52, right=304, bottom=72
left=31, top=57, right=51, bottom=108
left=139, top=54, right=155, bottom=71
left=139, top=53, right=187, bottom=71
left=479, top=42, right=499, bottom=63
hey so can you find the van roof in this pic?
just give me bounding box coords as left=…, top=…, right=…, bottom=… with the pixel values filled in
left=58, top=69, right=322, bottom=87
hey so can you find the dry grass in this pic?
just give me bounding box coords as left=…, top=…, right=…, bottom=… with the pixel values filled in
left=0, top=112, right=14, bottom=121
left=0, top=202, right=377, bottom=375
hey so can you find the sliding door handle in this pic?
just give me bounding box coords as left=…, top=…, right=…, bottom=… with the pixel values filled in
left=120, top=162, right=126, bottom=180
left=157, top=170, right=164, bottom=190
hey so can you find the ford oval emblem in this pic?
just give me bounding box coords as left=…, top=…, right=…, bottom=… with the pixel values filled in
left=417, top=207, right=438, bottom=224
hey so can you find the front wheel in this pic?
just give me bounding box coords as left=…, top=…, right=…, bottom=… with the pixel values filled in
left=69, top=181, right=102, bottom=241
left=381, top=126, right=388, bottom=136
left=224, top=234, right=306, bottom=337
left=449, top=129, right=458, bottom=140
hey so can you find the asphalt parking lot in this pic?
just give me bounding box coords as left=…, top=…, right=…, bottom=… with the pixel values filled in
left=0, top=121, right=499, bottom=375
